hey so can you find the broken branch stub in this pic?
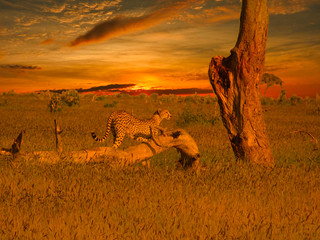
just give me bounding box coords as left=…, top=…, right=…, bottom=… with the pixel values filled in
left=151, top=126, right=200, bottom=169
left=0, top=130, right=25, bottom=159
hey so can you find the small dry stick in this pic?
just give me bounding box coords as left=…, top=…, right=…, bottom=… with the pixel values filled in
left=54, top=119, right=63, bottom=154
left=290, top=130, right=319, bottom=150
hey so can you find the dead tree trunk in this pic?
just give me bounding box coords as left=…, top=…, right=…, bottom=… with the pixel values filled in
left=208, top=0, right=274, bottom=166
left=1, top=127, right=200, bottom=170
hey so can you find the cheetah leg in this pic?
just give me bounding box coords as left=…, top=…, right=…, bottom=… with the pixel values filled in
left=112, top=132, right=125, bottom=149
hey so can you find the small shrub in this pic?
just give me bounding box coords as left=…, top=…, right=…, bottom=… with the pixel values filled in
left=289, top=94, right=302, bottom=106
left=117, top=93, right=131, bottom=99
left=48, top=93, right=63, bottom=112
left=204, top=95, right=217, bottom=104
left=177, top=104, right=220, bottom=126
left=315, top=94, right=320, bottom=105
left=278, top=89, right=287, bottom=104
left=2, top=90, right=16, bottom=96
left=138, top=93, right=148, bottom=100
left=159, top=95, right=170, bottom=103
left=48, top=90, right=80, bottom=112
left=62, top=90, right=80, bottom=107
left=104, top=101, right=118, bottom=108
left=150, top=93, right=158, bottom=102
left=184, top=95, right=196, bottom=104
left=261, top=96, right=275, bottom=105
left=0, top=99, right=8, bottom=106
left=95, top=95, right=107, bottom=101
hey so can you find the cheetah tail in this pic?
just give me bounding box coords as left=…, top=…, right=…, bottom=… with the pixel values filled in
left=91, top=118, right=112, bottom=142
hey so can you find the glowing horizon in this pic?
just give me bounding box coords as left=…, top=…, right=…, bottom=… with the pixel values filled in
left=0, top=0, right=319, bottom=97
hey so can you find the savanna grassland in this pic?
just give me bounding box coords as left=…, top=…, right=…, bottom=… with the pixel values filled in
left=0, top=92, right=320, bottom=239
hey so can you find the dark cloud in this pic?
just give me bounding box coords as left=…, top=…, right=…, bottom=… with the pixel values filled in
left=45, top=84, right=136, bottom=94
left=165, top=72, right=208, bottom=81
left=0, top=64, right=42, bottom=71
left=80, top=84, right=136, bottom=93
left=113, top=87, right=213, bottom=96
left=40, top=38, right=54, bottom=45
left=47, top=84, right=213, bottom=96
left=69, top=0, right=199, bottom=47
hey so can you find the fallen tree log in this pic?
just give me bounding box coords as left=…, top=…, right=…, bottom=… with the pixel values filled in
left=1, top=124, right=200, bottom=170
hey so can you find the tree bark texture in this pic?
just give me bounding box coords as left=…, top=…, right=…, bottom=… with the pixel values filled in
left=208, top=0, right=274, bottom=166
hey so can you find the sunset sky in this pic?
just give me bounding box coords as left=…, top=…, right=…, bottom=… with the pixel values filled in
left=0, top=0, right=319, bottom=97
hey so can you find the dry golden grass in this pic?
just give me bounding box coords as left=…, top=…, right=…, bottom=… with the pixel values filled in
left=0, top=93, right=319, bottom=239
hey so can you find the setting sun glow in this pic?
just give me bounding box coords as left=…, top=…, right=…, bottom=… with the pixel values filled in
left=0, top=0, right=319, bottom=97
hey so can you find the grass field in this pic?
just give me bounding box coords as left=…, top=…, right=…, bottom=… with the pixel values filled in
left=0, top=92, right=320, bottom=239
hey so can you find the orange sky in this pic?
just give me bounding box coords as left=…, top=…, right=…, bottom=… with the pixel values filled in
left=0, top=0, right=319, bottom=97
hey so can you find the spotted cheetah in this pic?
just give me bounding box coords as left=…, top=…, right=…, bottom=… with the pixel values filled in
left=91, top=109, right=171, bottom=149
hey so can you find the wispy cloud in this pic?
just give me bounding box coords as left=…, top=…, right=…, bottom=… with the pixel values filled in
left=14, top=16, right=42, bottom=27
left=0, top=64, right=42, bottom=71
left=69, top=0, right=199, bottom=47
left=182, top=5, right=240, bottom=23
left=42, top=3, right=66, bottom=14
left=164, top=72, right=208, bottom=82
left=269, top=0, right=319, bottom=15
left=40, top=38, right=54, bottom=45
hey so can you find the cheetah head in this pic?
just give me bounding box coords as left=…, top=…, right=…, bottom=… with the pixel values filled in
left=155, top=108, right=171, bottom=120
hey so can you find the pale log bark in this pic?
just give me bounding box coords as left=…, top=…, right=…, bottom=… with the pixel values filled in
left=1, top=128, right=200, bottom=169
left=208, top=0, right=274, bottom=166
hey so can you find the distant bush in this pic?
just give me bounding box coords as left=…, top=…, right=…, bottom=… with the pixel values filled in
left=48, top=90, right=80, bottom=112
left=278, top=89, right=287, bottom=104
left=48, top=93, right=63, bottom=112
left=177, top=96, right=183, bottom=103
left=116, top=93, right=131, bottom=99
left=138, top=93, right=148, bottom=100
left=184, top=95, right=196, bottom=104
left=150, top=93, right=158, bottom=102
left=0, top=99, right=8, bottom=106
left=177, top=104, right=220, bottom=126
left=204, top=95, right=217, bottom=104
left=2, top=90, right=16, bottom=96
left=62, top=90, right=80, bottom=107
left=95, top=95, right=107, bottom=101
left=289, top=94, right=302, bottom=105
left=104, top=101, right=118, bottom=108
left=316, top=94, right=320, bottom=105
left=261, top=96, right=275, bottom=105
